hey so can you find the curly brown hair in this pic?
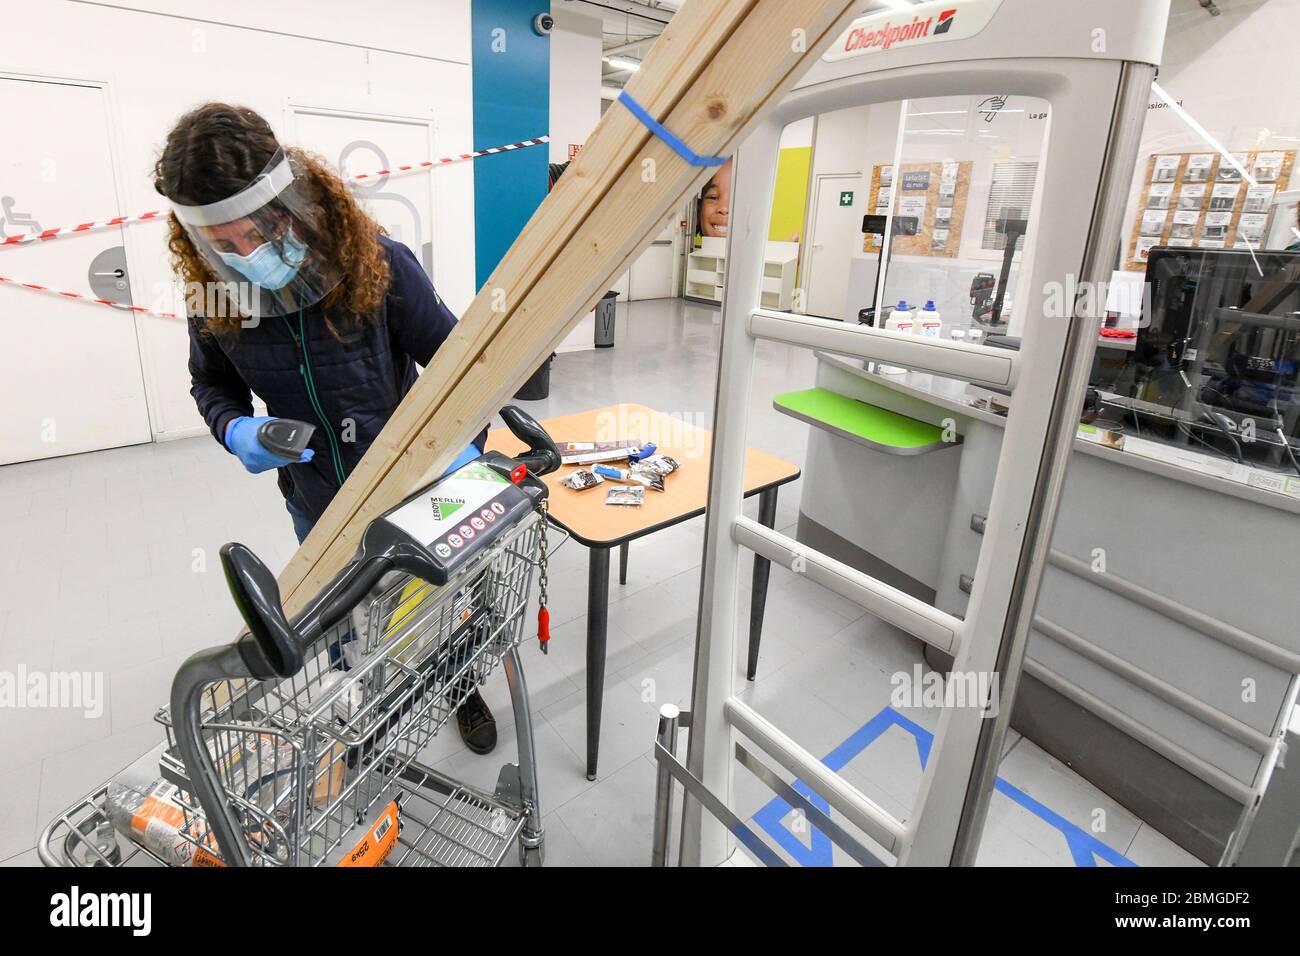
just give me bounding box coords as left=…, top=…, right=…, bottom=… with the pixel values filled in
left=153, top=103, right=389, bottom=337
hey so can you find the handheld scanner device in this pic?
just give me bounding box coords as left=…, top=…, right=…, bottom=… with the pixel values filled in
left=258, top=418, right=316, bottom=458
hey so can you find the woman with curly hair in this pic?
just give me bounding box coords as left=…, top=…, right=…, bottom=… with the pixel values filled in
left=154, top=103, right=497, bottom=754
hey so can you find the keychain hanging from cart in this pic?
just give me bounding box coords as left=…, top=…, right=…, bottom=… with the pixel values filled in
left=536, top=498, right=551, bottom=654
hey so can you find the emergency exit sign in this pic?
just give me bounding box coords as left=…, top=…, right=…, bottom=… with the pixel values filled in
left=839, top=191, right=855, bottom=206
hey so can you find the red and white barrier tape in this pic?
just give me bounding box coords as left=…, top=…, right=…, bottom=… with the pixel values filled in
left=0, top=135, right=549, bottom=249
left=0, top=274, right=181, bottom=320
left=0, top=134, right=551, bottom=321
left=1, top=211, right=169, bottom=248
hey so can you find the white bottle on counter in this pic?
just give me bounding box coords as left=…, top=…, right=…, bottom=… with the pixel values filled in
left=917, top=300, right=942, bottom=337
left=878, top=301, right=913, bottom=374
left=884, top=301, right=913, bottom=334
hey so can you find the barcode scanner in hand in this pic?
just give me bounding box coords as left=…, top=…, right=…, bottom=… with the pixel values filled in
left=257, top=418, right=316, bottom=459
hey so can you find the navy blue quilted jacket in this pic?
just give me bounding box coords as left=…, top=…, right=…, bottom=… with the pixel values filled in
left=187, top=235, right=488, bottom=525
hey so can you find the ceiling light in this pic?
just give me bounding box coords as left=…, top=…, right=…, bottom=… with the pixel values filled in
left=604, top=57, right=642, bottom=72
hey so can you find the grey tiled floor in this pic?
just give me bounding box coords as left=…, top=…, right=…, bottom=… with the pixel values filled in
left=0, top=297, right=1196, bottom=866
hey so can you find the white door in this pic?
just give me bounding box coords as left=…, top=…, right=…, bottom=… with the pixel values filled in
left=289, top=108, right=438, bottom=280
left=0, top=77, right=152, bottom=465
left=628, top=222, right=676, bottom=300
left=804, top=174, right=862, bottom=321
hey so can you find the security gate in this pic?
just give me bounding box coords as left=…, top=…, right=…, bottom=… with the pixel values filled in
left=653, top=0, right=1170, bottom=867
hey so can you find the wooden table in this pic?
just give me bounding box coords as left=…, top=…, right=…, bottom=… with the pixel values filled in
left=489, top=403, right=800, bottom=779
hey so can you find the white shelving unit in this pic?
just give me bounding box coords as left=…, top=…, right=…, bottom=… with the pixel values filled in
left=686, top=237, right=800, bottom=309
left=685, top=236, right=727, bottom=303
left=760, top=241, right=799, bottom=311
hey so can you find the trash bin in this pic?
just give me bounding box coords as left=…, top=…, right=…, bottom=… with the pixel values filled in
left=514, top=353, right=553, bottom=401
left=594, top=290, right=618, bottom=348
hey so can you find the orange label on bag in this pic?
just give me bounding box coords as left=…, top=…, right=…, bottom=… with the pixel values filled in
left=130, top=783, right=187, bottom=836
left=337, top=801, right=401, bottom=867
left=191, top=846, right=227, bottom=867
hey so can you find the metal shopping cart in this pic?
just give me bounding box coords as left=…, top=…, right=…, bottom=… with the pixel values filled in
left=39, top=407, right=562, bottom=868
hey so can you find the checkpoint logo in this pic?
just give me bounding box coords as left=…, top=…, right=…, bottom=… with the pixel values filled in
left=825, top=0, right=1004, bottom=62
left=840, top=9, right=956, bottom=54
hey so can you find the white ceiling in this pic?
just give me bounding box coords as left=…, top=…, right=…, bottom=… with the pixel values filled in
left=552, top=0, right=678, bottom=86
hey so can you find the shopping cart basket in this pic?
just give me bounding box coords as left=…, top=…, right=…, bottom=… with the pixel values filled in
left=39, top=406, right=562, bottom=868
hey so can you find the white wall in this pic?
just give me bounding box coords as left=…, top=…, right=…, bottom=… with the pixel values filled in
left=546, top=6, right=605, bottom=350
left=548, top=7, right=603, bottom=165
left=5, top=0, right=475, bottom=440
left=780, top=116, right=815, bottom=150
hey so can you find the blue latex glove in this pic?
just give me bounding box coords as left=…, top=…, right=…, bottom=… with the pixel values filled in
left=224, top=416, right=315, bottom=474
left=438, top=442, right=482, bottom=479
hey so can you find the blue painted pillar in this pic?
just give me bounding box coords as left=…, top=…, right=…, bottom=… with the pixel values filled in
left=471, top=0, right=551, bottom=290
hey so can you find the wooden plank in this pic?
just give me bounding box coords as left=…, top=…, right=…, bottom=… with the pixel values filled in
left=264, top=0, right=862, bottom=624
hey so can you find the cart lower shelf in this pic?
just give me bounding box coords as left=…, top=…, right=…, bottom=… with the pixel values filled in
left=390, top=765, right=529, bottom=867
left=40, top=758, right=539, bottom=869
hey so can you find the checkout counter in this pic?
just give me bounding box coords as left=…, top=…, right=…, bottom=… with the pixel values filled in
left=782, top=253, right=1300, bottom=865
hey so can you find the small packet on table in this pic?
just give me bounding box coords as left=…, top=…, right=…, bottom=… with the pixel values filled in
left=627, top=456, right=679, bottom=492
left=633, top=455, right=680, bottom=478
left=605, top=485, right=645, bottom=507
left=629, top=471, right=665, bottom=492
left=561, top=469, right=604, bottom=491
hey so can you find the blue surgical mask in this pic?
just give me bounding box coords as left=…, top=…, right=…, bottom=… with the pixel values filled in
left=217, top=229, right=306, bottom=291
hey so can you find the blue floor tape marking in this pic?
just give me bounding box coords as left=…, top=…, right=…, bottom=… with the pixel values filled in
left=751, top=706, right=1136, bottom=867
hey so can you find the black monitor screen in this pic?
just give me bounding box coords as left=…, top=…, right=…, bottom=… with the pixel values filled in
left=1122, top=246, right=1300, bottom=441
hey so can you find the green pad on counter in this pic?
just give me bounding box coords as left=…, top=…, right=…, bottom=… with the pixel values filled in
left=774, top=387, right=954, bottom=454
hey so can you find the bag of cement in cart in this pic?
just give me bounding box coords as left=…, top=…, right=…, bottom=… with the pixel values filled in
left=106, top=725, right=344, bottom=865
left=105, top=747, right=226, bottom=866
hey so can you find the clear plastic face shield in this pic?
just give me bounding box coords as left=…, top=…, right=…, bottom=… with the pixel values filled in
left=170, top=151, right=343, bottom=319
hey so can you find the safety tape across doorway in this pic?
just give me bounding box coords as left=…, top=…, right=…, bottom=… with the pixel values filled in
left=0, top=135, right=550, bottom=321
left=0, top=275, right=181, bottom=320
left=0, top=135, right=549, bottom=249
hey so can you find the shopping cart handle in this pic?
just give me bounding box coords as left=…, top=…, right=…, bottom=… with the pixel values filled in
left=220, top=543, right=304, bottom=679
left=500, top=404, right=561, bottom=477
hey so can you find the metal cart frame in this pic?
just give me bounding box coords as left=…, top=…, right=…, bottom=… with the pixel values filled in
left=41, top=408, right=562, bottom=869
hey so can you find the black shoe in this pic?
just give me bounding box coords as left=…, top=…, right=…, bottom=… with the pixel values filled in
left=456, top=690, right=497, bottom=755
